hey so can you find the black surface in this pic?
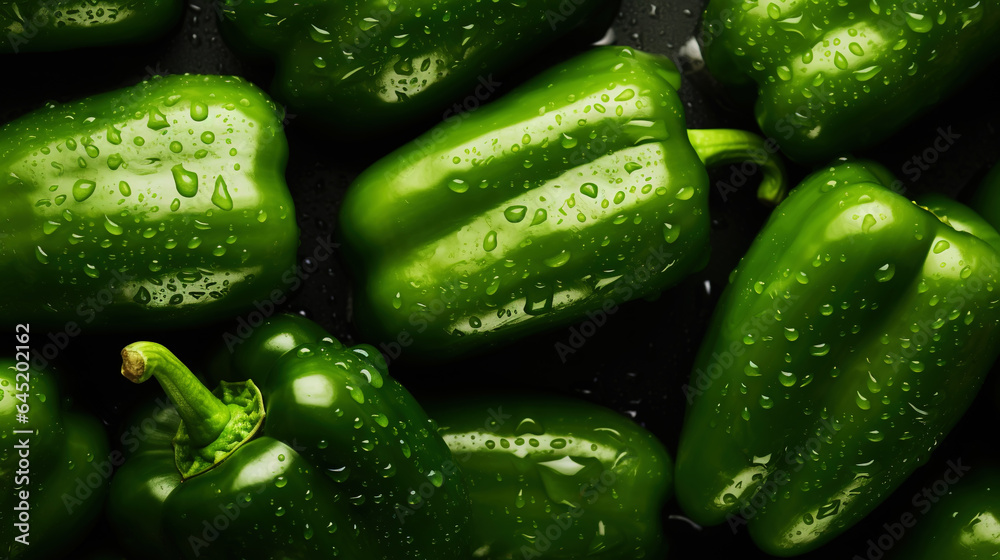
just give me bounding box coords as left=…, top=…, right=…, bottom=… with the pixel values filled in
left=5, top=0, right=1000, bottom=558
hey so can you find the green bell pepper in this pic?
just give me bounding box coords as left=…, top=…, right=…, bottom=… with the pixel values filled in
left=894, top=466, right=1000, bottom=559
left=0, top=74, right=298, bottom=330
left=339, top=45, right=788, bottom=361
left=675, top=158, right=1000, bottom=555
left=1, top=1, right=183, bottom=53
left=217, top=0, right=614, bottom=130
left=699, top=0, right=1000, bottom=162
left=428, top=395, right=672, bottom=559
left=107, top=315, right=472, bottom=560
left=1, top=354, right=111, bottom=559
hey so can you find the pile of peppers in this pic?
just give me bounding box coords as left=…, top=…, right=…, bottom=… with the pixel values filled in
left=3, top=0, right=1000, bottom=559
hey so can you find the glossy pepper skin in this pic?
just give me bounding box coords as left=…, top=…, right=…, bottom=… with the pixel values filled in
left=1, top=357, right=111, bottom=560
left=895, top=467, right=1000, bottom=558
left=108, top=315, right=471, bottom=560
left=0, top=0, right=182, bottom=53
left=428, top=395, right=672, bottom=559
left=0, top=75, right=298, bottom=329
left=218, top=0, right=614, bottom=131
left=340, top=46, right=788, bottom=360
left=675, top=159, right=1000, bottom=555
left=700, top=0, right=1000, bottom=162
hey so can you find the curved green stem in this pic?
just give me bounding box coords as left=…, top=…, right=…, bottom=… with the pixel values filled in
left=122, top=341, right=231, bottom=448
left=687, top=128, right=789, bottom=206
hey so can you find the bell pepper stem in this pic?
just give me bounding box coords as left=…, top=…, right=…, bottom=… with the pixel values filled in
left=121, top=341, right=231, bottom=448
left=687, top=128, right=788, bottom=206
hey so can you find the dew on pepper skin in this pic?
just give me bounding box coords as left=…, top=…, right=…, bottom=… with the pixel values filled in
left=104, top=216, right=124, bottom=236
left=172, top=165, right=199, bottom=197
left=72, top=179, right=96, bottom=202
left=191, top=102, right=209, bottom=121
left=483, top=231, right=498, bottom=252
left=212, top=176, right=234, bottom=210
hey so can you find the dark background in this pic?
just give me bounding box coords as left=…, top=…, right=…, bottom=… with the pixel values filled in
left=4, top=0, right=1000, bottom=557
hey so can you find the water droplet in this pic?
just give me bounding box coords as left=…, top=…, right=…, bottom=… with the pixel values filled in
left=580, top=183, right=598, bottom=198
left=448, top=179, right=468, bottom=193
left=212, top=176, right=233, bottom=210
left=745, top=361, right=761, bottom=376
left=504, top=205, right=527, bottom=223
left=72, top=179, right=96, bottom=202
left=615, top=88, right=635, bottom=101
left=191, top=102, right=209, bottom=121
left=905, top=11, right=934, bottom=32
left=854, top=65, right=882, bottom=81
left=105, top=152, right=124, bottom=170
left=171, top=164, right=198, bottom=197
left=133, top=286, right=151, bottom=304
left=810, top=343, right=830, bottom=357
left=776, top=65, right=792, bottom=81
left=834, top=51, right=849, bottom=70
left=349, top=385, right=365, bottom=404
left=784, top=327, right=799, bottom=341
left=530, top=209, right=547, bottom=225
left=34, top=246, right=49, bottom=264
left=875, top=263, right=895, bottom=282
left=257, top=210, right=267, bottom=223
left=662, top=223, right=680, bottom=243
left=933, top=239, right=950, bottom=253
left=104, top=216, right=124, bottom=236
left=856, top=392, right=871, bottom=410
left=147, top=108, right=170, bottom=130
left=107, top=125, right=122, bottom=145
left=483, top=231, right=498, bottom=252
left=859, top=214, right=877, bottom=233
left=428, top=470, right=444, bottom=487
left=560, top=134, right=578, bottom=149
left=779, top=370, right=797, bottom=387
left=310, top=24, right=332, bottom=42
left=514, top=489, right=526, bottom=509
left=544, top=250, right=571, bottom=268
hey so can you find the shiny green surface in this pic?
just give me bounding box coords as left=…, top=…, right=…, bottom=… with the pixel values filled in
left=340, top=46, right=787, bottom=360
left=896, top=467, right=1000, bottom=558
left=108, top=315, right=472, bottom=560
left=219, top=0, right=613, bottom=130
left=0, top=359, right=111, bottom=560
left=430, top=395, right=672, bottom=559
left=970, top=162, right=1000, bottom=233
left=676, top=158, right=1000, bottom=555
left=0, top=75, right=298, bottom=329
left=701, top=0, right=1000, bottom=162
left=0, top=0, right=182, bottom=53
